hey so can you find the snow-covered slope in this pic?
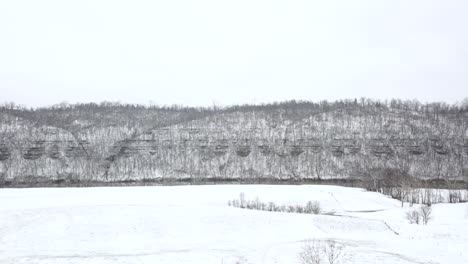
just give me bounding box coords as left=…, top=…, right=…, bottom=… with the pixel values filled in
left=0, top=185, right=467, bottom=263
left=2, top=101, right=467, bottom=182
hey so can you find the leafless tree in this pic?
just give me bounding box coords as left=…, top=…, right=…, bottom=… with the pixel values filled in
left=299, top=240, right=345, bottom=264
left=299, top=239, right=322, bottom=264
left=323, top=240, right=345, bottom=264
left=406, top=209, right=421, bottom=224
left=420, top=205, right=432, bottom=225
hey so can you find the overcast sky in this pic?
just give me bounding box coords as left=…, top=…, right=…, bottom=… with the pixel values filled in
left=0, top=0, right=467, bottom=107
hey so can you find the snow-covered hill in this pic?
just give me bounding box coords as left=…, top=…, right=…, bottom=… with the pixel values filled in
left=1, top=100, right=467, bottom=183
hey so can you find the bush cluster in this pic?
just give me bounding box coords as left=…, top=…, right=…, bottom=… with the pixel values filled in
left=299, top=239, right=346, bottom=264
left=405, top=205, right=432, bottom=225
left=228, top=192, right=321, bottom=215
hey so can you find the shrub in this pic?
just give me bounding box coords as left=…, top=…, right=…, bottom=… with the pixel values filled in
left=299, top=239, right=322, bottom=264
left=406, top=209, right=420, bottom=224
left=305, top=201, right=322, bottom=214
left=267, top=201, right=277, bottom=211
left=299, top=239, right=345, bottom=264
left=233, top=256, right=248, bottom=264
left=228, top=193, right=322, bottom=215
left=420, top=205, right=432, bottom=225
left=323, top=240, right=344, bottom=264
left=239, top=192, right=246, bottom=208
left=406, top=205, right=432, bottom=225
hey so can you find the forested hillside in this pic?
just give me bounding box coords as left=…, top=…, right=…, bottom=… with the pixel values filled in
left=1, top=99, right=467, bottom=186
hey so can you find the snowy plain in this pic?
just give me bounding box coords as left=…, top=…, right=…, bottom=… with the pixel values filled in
left=0, top=185, right=467, bottom=264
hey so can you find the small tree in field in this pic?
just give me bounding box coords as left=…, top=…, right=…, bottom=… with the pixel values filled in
left=420, top=205, right=432, bottom=225
left=323, top=240, right=344, bottom=264
left=406, top=205, right=432, bottom=225
left=305, top=201, right=322, bottom=214
left=239, top=192, right=246, bottom=208
left=299, top=239, right=322, bottom=264
left=299, top=240, right=345, bottom=264
left=406, top=209, right=420, bottom=224
left=234, top=256, right=248, bottom=264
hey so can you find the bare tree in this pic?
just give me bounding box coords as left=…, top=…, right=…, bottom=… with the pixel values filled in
left=239, top=192, right=246, bottom=208
left=406, top=209, right=421, bottom=224
left=299, top=239, right=322, bottom=264
left=233, top=256, right=248, bottom=264
left=299, top=240, right=345, bottom=264
left=305, top=201, right=322, bottom=214
left=323, top=240, right=345, bottom=264
left=420, top=205, right=432, bottom=225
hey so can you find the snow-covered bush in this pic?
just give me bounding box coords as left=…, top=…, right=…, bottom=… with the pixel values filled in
left=406, top=209, right=421, bottom=224
left=305, top=201, right=322, bottom=214
left=299, top=239, right=345, bottom=264
left=299, top=239, right=322, bottom=264
left=420, top=205, right=432, bottom=225
left=233, top=256, right=248, bottom=264
left=324, top=240, right=345, bottom=264
left=228, top=193, right=322, bottom=215
left=406, top=205, right=432, bottom=225
left=386, top=188, right=467, bottom=205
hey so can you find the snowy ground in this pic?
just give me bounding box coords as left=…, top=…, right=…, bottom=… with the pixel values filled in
left=0, top=185, right=467, bottom=264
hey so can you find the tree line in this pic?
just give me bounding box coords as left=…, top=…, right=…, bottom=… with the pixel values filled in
left=0, top=98, right=467, bottom=187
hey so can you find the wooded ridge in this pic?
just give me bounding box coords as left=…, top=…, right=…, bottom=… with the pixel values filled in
left=1, top=99, right=467, bottom=186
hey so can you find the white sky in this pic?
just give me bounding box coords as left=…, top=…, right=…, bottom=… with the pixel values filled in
left=0, top=0, right=467, bottom=107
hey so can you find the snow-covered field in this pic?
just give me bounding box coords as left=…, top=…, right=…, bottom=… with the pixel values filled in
left=0, top=185, right=467, bottom=264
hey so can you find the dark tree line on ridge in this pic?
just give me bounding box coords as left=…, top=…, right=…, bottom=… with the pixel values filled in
left=0, top=98, right=467, bottom=189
